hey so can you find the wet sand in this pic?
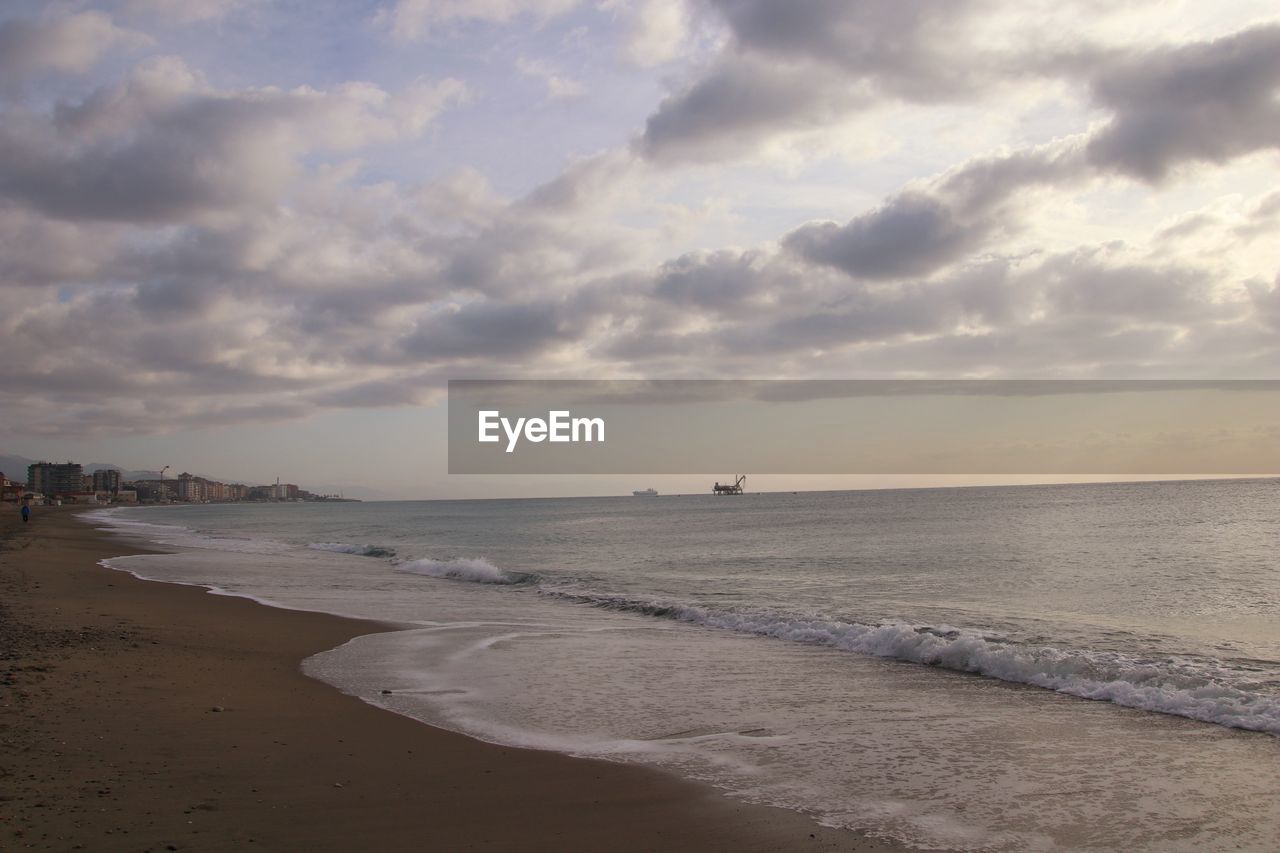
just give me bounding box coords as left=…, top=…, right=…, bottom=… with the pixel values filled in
left=0, top=507, right=899, bottom=851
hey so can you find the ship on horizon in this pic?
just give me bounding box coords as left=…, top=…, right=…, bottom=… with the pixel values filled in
left=632, top=488, right=659, bottom=496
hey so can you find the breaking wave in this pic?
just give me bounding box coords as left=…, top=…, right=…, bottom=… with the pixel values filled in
left=544, top=590, right=1280, bottom=736
left=396, top=556, right=533, bottom=585
left=308, top=542, right=397, bottom=558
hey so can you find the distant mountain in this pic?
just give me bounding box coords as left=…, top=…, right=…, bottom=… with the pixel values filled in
left=0, top=455, right=159, bottom=485
left=84, top=463, right=174, bottom=481
left=6, top=456, right=234, bottom=485
left=0, top=452, right=36, bottom=482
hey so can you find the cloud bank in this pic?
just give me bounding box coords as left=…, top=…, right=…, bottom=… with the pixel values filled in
left=1, top=1, right=1278, bottom=437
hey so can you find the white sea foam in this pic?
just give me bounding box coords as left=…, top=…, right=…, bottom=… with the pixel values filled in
left=99, top=556, right=282, bottom=609
left=546, top=590, right=1280, bottom=736
left=84, top=507, right=1280, bottom=735
left=86, top=506, right=290, bottom=554
left=309, top=542, right=396, bottom=558
left=84, top=507, right=189, bottom=535
left=396, top=556, right=530, bottom=585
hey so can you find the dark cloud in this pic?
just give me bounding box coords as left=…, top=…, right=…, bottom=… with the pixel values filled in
left=772, top=20, right=1280, bottom=283
left=0, top=58, right=458, bottom=224
left=777, top=139, right=1087, bottom=283
left=1041, top=251, right=1215, bottom=322
left=132, top=277, right=226, bottom=316
left=693, top=257, right=1023, bottom=359
left=1086, top=24, right=1280, bottom=181
left=397, top=301, right=574, bottom=361
left=653, top=249, right=777, bottom=313
left=640, top=56, right=869, bottom=162
left=708, top=0, right=980, bottom=98
left=4, top=7, right=1280, bottom=441
left=643, top=4, right=1280, bottom=178
left=721, top=284, right=959, bottom=354
left=0, top=92, right=294, bottom=222
left=596, top=238, right=1250, bottom=377
left=934, top=146, right=1083, bottom=212
left=783, top=192, right=1003, bottom=280
left=640, top=0, right=990, bottom=161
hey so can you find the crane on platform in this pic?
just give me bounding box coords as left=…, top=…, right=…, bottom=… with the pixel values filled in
left=713, top=474, right=746, bottom=495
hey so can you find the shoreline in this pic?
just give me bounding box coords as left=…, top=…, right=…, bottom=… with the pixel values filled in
left=0, top=507, right=897, bottom=851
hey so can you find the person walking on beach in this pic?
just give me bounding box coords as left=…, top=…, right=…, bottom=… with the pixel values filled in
left=20, top=502, right=30, bottom=523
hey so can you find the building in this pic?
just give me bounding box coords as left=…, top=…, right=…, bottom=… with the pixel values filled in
left=0, top=472, right=23, bottom=503
left=28, top=462, right=84, bottom=498
left=92, top=468, right=123, bottom=494
left=128, top=480, right=171, bottom=502
left=176, top=472, right=200, bottom=502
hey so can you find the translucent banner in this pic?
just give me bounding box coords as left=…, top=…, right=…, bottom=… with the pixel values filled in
left=447, top=380, right=1280, bottom=474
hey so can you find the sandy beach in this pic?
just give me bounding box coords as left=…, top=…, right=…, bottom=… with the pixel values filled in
left=0, top=507, right=892, bottom=852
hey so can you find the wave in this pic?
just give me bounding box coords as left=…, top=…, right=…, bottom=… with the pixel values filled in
left=545, top=590, right=1280, bottom=736
left=309, top=542, right=397, bottom=558
left=396, top=556, right=533, bottom=586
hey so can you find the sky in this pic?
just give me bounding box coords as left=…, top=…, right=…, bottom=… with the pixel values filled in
left=2, top=0, right=1279, bottom=498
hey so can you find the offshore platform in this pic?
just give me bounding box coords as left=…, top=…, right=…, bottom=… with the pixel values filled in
left=713, top=474, right=746, bottom=495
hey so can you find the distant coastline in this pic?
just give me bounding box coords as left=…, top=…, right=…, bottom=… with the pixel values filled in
left=4, top=458, right=357, bottom=507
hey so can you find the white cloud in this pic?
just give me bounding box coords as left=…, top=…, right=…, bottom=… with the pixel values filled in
left=515, top=57, right=586, bottom=98
left=0, top=58, right=467, bottom=223
left=3, top=1, right=1280, bottom=443
left=0, top=11, right=150, bottom=82
left=604, top=0, right=690, bottom=66
left=375, top=0, right=581, bottom=41
left=119, top=0, right=260, bottom=24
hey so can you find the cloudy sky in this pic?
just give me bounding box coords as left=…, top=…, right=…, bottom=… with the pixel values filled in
left=3, top=0, right=1279, bottom=497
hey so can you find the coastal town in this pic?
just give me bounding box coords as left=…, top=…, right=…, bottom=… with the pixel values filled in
left=1, top=461, right=353, bottom=506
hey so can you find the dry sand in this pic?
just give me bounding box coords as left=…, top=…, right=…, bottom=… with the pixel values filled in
left=0, top=507, right=902, bottom=851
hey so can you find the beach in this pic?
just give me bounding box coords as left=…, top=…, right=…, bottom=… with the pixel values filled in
left=0, top=508, right=885, bottom=852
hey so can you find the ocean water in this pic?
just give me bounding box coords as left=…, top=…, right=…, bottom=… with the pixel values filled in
left=87, top=480, right=1280, bottom=851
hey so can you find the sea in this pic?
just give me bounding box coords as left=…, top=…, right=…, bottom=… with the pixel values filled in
left=86, top=479, right=1280, bottom=851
